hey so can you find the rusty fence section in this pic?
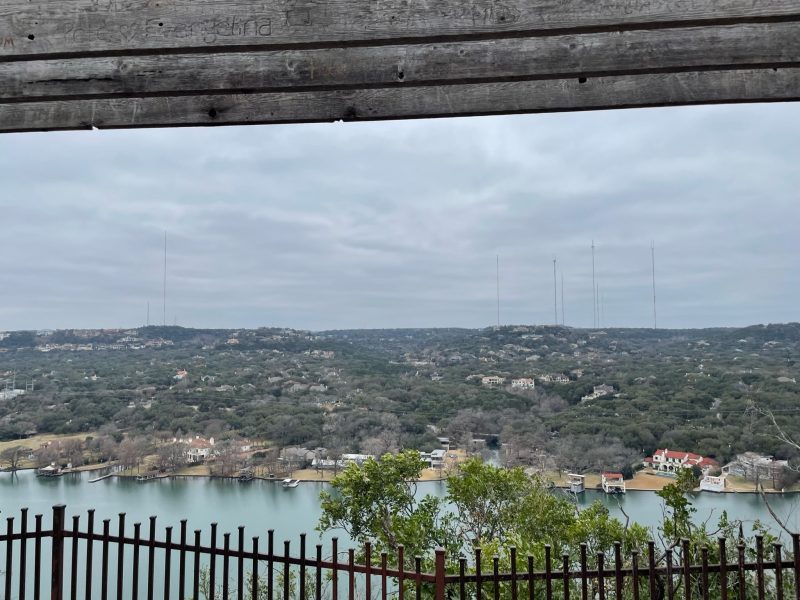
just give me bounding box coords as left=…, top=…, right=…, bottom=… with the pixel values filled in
left=1, top=505, right=799, bottom=600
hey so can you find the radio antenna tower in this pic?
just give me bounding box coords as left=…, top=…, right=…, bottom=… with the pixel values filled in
left=561, top=272, right=565, bottom=326
left=496, top=255, right=500, bottom=328
left=651, top=241, right=658, bottom=329
left=592, top=240, right=597, bottom=329
left=146, top=301, right=150, bottom=327
left=552, top=258, right=558, bottom=325
left=163, top=232, right=167, bottom=327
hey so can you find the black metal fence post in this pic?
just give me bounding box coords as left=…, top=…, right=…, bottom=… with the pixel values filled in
left=435, top=548, right=446, bottom=600
left=793, top=534, right=800, bottom=600
left=5, top=516, right=14, bottom=600
left=20, top=507, right=28, bottom=600
left=51, top=504, right=67, bottom=600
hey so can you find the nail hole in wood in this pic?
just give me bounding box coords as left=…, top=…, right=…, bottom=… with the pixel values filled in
left=27, top=34, right=35, bottom=40
left=208, top=108, right=218, bottom=118
left=397, top=70, right=405, bottom=81
left=578, top=77, right=587, bottom=84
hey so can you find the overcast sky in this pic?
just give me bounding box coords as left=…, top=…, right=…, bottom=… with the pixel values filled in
left=0, top=102, right=797, bottom=332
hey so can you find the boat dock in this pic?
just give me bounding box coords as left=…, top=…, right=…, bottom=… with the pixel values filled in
left=601, top=472, right=626, bottom=494
left=567, top=473, right=586, bottom=493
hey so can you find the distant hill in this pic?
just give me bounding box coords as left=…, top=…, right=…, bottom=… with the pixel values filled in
left=1, top=323, right=797, bottom=475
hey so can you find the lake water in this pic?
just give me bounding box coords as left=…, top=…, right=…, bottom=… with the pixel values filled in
left=2, top=469, right=798, bottom=543
left=1, top=470, right=798, bottom=599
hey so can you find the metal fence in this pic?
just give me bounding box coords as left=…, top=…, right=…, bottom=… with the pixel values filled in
left=1, top=505, right=798, bottom=600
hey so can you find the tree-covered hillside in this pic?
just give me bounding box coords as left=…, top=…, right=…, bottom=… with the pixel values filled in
left=1, top=323, right=798, bottom=472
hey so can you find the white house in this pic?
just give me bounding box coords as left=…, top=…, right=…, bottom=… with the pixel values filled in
left=184, top=436, right=215, bottom=462
left=722, top=453, right=788, bottom=483
left=644, top=449, right=718, bottom=474
left=430, top=449, right=447, bottom=468
left=341, top=453, right=374, bottom=466
left=581, top=384, right=614, bottom=402
left=511, top=378, right=536, bottom=389
left=311, top=457, right=346, bottom=470
left=481, top=376, right=506, bottom=386
left=540, top=373, right=570, bottom=384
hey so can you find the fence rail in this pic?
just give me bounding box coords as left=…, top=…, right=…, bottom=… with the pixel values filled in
left=1, top=505, right=798, bottom=600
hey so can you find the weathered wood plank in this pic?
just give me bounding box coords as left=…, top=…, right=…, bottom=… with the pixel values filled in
left=1, top=0, right=799, bottom=58
left=3, top=22, right=799, bottom=102
left=1, top=68, right=797, bottom=133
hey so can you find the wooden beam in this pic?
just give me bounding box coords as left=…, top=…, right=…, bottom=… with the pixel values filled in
left=1, top=0, right=799, bottom=58
left=2, top=68, right=798, bottom=133
left=1, top=0, right=799, bottom=132
left=2, top=22, right=798, bottom=102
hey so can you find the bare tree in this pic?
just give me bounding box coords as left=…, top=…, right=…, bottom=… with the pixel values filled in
left=754, top=403, right=800, bottom=469
left=0, top=445, right=26, bottom=471
left=553, top=434, right=638, bottom=474
left=750, top=402, right=800, bottom=532
left=257, top=447, right=280, bottom=477
left=361, top=429, right=400, bottom=457
left=501, top=422, right=550, bottom=468
left=445, top=409, right=500, bottom=449
left=85, top=435, right=118, bottom=464
left=62, top=439, right=85, bottom=468
left=156, top=441, right=187, bottom=472
left=117, top=437, right=152, bottom=473
left=34, top=443, right=59, bottom=468
left=214, top=439, right=242, bottom=476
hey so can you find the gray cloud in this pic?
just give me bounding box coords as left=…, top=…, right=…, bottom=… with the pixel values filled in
left=0, top=103, right=798, bottom=330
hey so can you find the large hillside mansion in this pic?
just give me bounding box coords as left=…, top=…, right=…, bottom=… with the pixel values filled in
left=643, top=448, right=718, bottom=474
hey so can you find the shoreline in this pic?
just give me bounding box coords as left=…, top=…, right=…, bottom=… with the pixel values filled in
left=6, top=468, right=792, bottom=495
left=4, top=455, right=794, bottom=495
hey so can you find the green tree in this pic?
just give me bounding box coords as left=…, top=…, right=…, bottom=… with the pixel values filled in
left=319, top=452, right=650, bottom=570
left=446, top=458, right=532, bottom=544
left=665, top=466, right=702, bottom=495
left=656, top=482, right=695, bottom=541
left=318, top=451, right=454, bottom=559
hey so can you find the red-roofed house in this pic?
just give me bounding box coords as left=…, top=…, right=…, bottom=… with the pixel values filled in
left=644, top=449, right=718, bottom=474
